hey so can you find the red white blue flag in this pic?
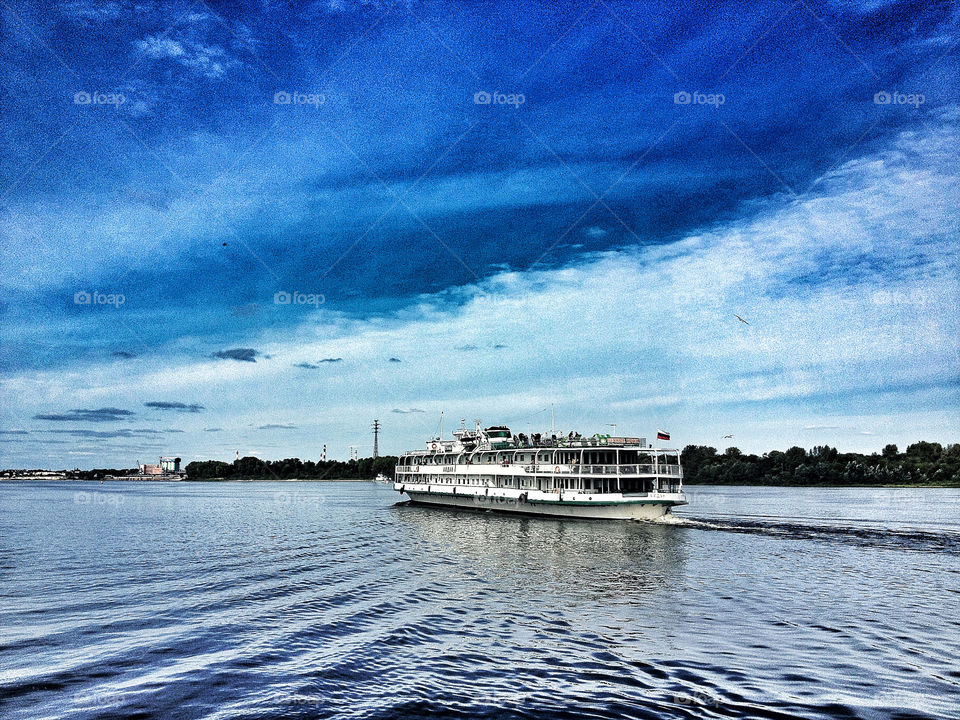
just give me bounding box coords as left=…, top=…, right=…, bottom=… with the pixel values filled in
left=657, top=430, right=670, bottom=440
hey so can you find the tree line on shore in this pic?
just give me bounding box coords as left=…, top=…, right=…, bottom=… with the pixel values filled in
left=58, top=441, right=960, bottom=485
left=680, top=441, right=960, bottom=486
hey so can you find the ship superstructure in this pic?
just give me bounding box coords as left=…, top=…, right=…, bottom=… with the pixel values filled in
left=394, top=421, right=686, bottom=520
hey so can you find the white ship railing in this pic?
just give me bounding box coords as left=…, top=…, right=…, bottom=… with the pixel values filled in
left=395, top=463, right=685, bottom=477
left=580, top=465, right=620, bottom=474
left=579, top=464, right=681, bottom=476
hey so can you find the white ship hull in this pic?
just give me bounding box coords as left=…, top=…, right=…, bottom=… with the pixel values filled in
left=396, top=483, right=686, bottom=520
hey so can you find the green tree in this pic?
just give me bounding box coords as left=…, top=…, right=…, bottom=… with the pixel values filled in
left=680, top=445, right=718, bottom=482
left=906, top=441, right=943, bottom=461
left=784, top=446, right=807, bottom=469
left=810, top=445, right=838, bottom=461
left=235, top=456, right=266, bottom=477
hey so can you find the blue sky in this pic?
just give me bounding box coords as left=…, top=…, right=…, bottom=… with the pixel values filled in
left=1, top=0, right=958, bottom=468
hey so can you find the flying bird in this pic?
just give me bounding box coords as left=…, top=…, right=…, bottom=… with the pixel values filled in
left=734, top=314, right=749, bottom=325
left=723, top=434, right=734, bottom=439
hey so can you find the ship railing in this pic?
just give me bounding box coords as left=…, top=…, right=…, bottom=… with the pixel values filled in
left=579, top=464, right=618, bottom=475
left=512, top=464, right=684, bottom=476
left=579, top=464, right=659, bottom=475
left=397, top=463, right=682, bottom=478
left=620, top=464, right=682, bottom=476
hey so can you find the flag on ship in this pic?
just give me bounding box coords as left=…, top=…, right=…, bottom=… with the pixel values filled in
left=657, top=430, right=670, bottom=440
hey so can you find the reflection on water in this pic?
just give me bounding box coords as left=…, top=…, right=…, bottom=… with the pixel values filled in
left=393, top=502, right=688, bottom=602
left=0, top=481, right=957, bottom=720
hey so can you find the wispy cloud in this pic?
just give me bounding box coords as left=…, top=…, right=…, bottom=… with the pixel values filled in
left=43, top=428, right=152, bottom=439
left=144, top=401, right=205, bottom=412
left=137, top=36, right=185, bottom=59
left=295, top=358, right=341, bottom=368
left=136, top=35, right=235, bottom=79
left=231, top=304, right=261, bottom=317
left=34, top=408, right=134, bottom=422
left=212, top=348, right=258, bottom=362
left=392, top=408, right=426, bottom=414
left=258, top=423, right=297, bottom=430
left=59, top=0, right=126, bottom=23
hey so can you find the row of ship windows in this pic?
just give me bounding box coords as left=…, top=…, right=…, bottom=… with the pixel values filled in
left=400, top=453, right=582, bottom=465
left=398, top=451, right=677, bottom=466
left=404, top=475, right=626, bottom=492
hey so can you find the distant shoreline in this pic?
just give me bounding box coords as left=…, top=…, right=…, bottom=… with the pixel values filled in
left=682, top=481, right=960, bottom=489
left=0, top=477, right=378, bottom=483
left=1, top=477, right=957, bottom=488
left=198, top=477, right=376, bottom=482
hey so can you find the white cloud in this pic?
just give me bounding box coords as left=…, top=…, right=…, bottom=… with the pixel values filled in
left=135, top=34, right=234, bottom=79
left=60, top=0, right=126, bottom=22
left=137, top=36, right=186, bottom=59
left=3, top=114, right=959, bottom=465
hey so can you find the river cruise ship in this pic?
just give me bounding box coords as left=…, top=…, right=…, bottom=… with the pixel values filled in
left=394, top=421, right=687, bottom=520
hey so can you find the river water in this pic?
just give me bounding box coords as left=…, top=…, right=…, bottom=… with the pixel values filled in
left=1, top=482, right=957, bottom=719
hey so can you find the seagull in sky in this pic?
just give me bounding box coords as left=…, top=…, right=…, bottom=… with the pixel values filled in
left=734, top=314, right=749, bottom=325
left=723, top=434, right=734, bottom=439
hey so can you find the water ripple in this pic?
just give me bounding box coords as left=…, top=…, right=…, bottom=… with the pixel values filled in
left=0, top=482, right=957, bottom=719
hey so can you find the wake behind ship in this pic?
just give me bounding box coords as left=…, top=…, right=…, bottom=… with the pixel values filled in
left=394, top=421, right=687, bottom=520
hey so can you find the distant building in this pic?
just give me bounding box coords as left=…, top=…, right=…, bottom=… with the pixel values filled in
left=137, top=456, right=186, bottom=480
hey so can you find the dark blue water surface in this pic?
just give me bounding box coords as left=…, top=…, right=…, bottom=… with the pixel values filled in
left=1, top=482, right=958, bottom=720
